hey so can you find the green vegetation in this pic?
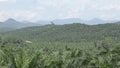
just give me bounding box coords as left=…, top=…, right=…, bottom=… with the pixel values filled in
left=0, top=27, right=15, bottom=33
left=3, top=23, right=120, bottom=42
left=0, top=23, right=120, bottom=68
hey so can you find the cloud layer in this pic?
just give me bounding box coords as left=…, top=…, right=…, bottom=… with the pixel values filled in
left=0, top=0, right=120, bottom=21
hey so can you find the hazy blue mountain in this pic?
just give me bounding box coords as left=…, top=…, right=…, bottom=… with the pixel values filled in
left=36, top=18, right=84, bottom=25
left=1, top=18, right=24, bottom=29
left=0, top=18, right=41, bottom=28
left=36, top=20, right=50, bottom=25
left=52, top=18, right=118, bottom=25
left=113, top=21, right=120, bottom=24
left=85, top=18, right=105, bottom=24
left=85, top=18, right=118, bottom=25
left=0, top=18, right=118, bottom=32
left=52, top=18, right=84, bottom=24
left=0, top=18, right=41, bottom=33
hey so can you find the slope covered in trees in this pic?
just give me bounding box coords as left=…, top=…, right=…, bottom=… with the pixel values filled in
left=0, top=23, right=120, bottom=68
left=3, top=23, right=120, bottom=42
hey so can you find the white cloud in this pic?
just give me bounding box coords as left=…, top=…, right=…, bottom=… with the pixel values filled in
left=99, top=5, right=120, bottom=11
left=14, top=11, right=38, bottom=21
left=0, top=11, right=6, bottom=21
left=35, top=6, right=46, bottom=11
left=91, top=4, right=120, bottom=11
left=0, top=11, right=10, bottom=21
left=0, top=10, right=39, bottom=21
left=1, top=0, right=120, bottom=21
left=0, top=0, right=8, bottom=2
left=0, top=0, right=12, bottom=2
left=0, top=0, right=16, bottom=3
left=100, top=14, right=115, bottom=20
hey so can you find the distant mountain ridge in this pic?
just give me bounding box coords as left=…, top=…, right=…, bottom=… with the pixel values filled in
left=0, top=18, right=41, bottom=32
left=0, top=18, right=118, bottom=26
left=0, top=18, right=118, bottom=33
left=52, top=18, right=118, bottom=25
left=36, top=18, right=118, bottom=25
left=0, top=18, right=41, bottom=29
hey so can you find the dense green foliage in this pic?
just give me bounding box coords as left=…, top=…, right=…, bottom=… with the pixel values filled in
left=0, top=36, right=120, bottom=68
left=0, top=23, right=120, bottom=68
left=3, top=23, right=120, bottom=42
left=0, top=27, right=15, bottom=33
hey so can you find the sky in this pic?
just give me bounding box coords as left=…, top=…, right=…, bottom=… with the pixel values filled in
left=0, top=0, right=120, bottom=22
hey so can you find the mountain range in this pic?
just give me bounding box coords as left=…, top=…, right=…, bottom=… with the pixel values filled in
left=52, top=18, right=118, bottom=25
left=0, top=18, right=119, bottom=33
left=0, top=18, right=41, bottom=32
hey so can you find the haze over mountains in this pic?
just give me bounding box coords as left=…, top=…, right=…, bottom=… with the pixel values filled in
left=52, top=18, right=118, bottom=25
left=0, top=18, right=41, bottom=29
left=0, top=18, right=41, bottom=32
left=0, top=18, right=119, bottom=33
left=0, top=18, right=118, bottom=26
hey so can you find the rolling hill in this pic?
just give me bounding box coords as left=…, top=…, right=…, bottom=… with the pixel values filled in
left=3, top=23, right=120, bottom=42
left=0, top=18, right=41, bottom=33
left=0, top=18, right=118, bottom=33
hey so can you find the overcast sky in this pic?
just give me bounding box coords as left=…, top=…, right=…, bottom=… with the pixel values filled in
left=0, top=0, right=120, bottom=21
